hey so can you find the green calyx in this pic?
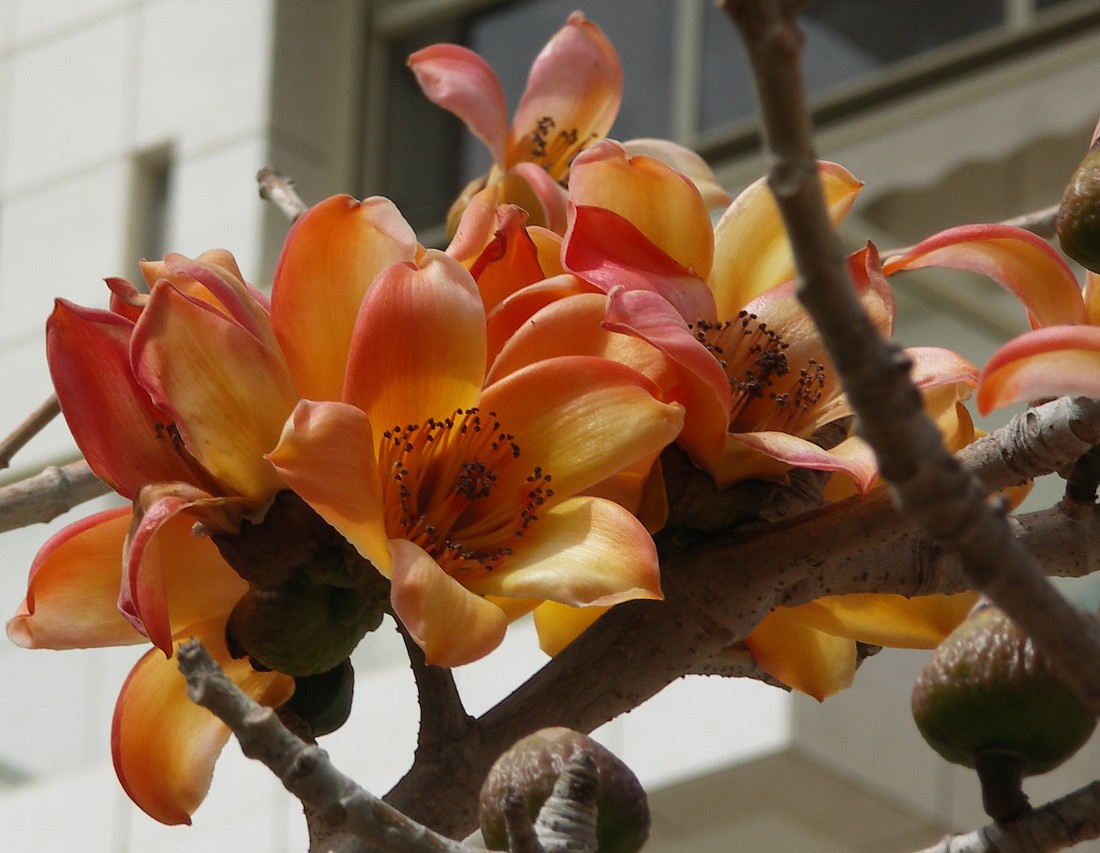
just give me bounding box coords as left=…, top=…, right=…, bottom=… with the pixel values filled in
left=227, top=577, right=385, bottom=677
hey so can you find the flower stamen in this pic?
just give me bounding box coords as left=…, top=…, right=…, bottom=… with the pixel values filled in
left=529, top=115, right=594, bottom=183
left=379, top=408, right=553, bottom=574
left=690, top=311, right=828, bottom=435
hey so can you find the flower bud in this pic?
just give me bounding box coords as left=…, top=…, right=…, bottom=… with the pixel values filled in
left=226, top=578, right=385, bottom=677
left=1057, top=140, right=1100, bottom=272
left=479, top=727, right=649, bottom=853
left=911, top=601, right=1095, bottom=822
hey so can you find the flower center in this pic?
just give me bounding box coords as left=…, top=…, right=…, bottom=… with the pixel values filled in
left=690, top=311, right=827, bottom=435
left=379, top=408, right=554, bottom=575
left=529, top=115, right=593, bottom=183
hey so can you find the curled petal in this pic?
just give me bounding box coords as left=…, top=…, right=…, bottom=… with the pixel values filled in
left=409, top=44, right=509, bottom=168
left=487, top=292, right=679, bottom=397
left=389, top=539, right=508, bottom=667
left=447, top=182, right=501, bottom=264
left=533, top=601, right=608, bottom=656
left=272, top=195, right=418, bottom=402
left=883, top=224, right=1086, bottom=329
left=908, top=346, right=979, bottom=389
left=344, top=250, right=487, bottom=428
left=744, top=609, right=856, bottom=700
left=731, top=431, right=878, bottom=493
left=508, top=12, right=622, bottom=179
left=711, top=161, right=861, bottom=315
left=465, top=496, right=662, bottom=607
left=133, top=282, right=297, bottom=502
left=787, top=592, right=978, bottom=648
left=267, top=400, right=392, bottom=575
left=163, top=251, right=276, bottom=351
left=8, top=508, right=140, bottom=649
left=112, top=618, right=293, bottom=825
left=468, top=204, right=547, bottom=314
left=604, top=287, right=730, bottom=410
left=621, top=137, right=732, bottom=209
left=569, top=140, right=714, bottom=278
left=978, top=325, right=1100, bottom=413
left=120, top=484, right=246, bottom=655
left=564, top=204, right=717, bottom=322
left=47, top=300, right=196, bottom=497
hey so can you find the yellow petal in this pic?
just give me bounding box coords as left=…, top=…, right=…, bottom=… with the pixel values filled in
left=533, top=601, right=609, bottom=656
left=568, top=140, right=713, bottom=278
left=785, top=592, right=978, bottom=648
left=389, top=539, right=508, bottom=667
left=267, top=400, right=392, bottom=576
left=711, top=162, right=861, bottom=316
left=479, top=355, right=684, bottom=505
left=132, top=282, right=296, bottom=502
left=112, top=617, right=293, bottom=825
left=744, top=608, right=856, bottom=700
left=465, top=496, right=662, bottom=607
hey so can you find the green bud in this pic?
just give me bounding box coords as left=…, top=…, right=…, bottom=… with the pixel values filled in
left=912, top=601, right=1095, bottom=822
left=1058, top=141, right=1100, bottom=272
left=283, top=658, right=355, bottom=736
left=226, top=579, right=385, bottom=677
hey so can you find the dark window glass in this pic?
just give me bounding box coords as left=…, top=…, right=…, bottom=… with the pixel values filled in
left=699, top=0, right=1005, bottom=133
left=461, top=0, right=676, bottom=181
left=378, top=24, right=468, bottom=233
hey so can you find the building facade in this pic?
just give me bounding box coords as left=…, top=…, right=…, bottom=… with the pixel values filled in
left=2, top=1, right=1100, bottom=850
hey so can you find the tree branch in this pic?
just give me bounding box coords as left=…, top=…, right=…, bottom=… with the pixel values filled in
left=0, top=460, right=110, bottom=532
left=258, top=167, right=309, bottom=222
left=915, top=780, right=1100, bottom=853
left=0, top=394, right=59, bottom=471
left=722, top=0, right=1100, bottom=713
left=176, top=639, right=475, bottom=853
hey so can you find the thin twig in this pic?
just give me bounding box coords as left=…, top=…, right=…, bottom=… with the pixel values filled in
left=722, top=0, right=1100, bottom=713
left=176, top=639, right=475, bottom=853
left=0, top=459, right=110, bottom=532
left=0, top=394, right=60, bottom=470
left=257, top=167, right=309, bottom=221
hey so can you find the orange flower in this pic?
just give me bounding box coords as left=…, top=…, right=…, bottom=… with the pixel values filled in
left=269, top=249, right=684, bottom=666
left=410, top=13, right=728, bottom=234
left=8, top=194, right=419, bottom=823
left=555, top=140, right=986, bottom=697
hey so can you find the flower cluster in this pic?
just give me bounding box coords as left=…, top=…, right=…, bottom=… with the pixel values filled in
left=5, top=11, right=1068, bottom=826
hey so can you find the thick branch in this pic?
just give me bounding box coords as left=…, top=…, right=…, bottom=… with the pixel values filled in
left=723, top=0, right=1100, bottom=712
left=915, top=780, right=1100, bottom=853
left=366, top=497, right=1100, bottom=845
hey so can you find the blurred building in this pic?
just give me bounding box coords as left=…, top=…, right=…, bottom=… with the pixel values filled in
left=1, top=1, right=1099, bottom=850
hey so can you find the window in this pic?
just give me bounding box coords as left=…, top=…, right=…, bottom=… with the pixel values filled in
left=360, top=0, right=1100, bottom=235
left=125, top=145, right=174, bottom=281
